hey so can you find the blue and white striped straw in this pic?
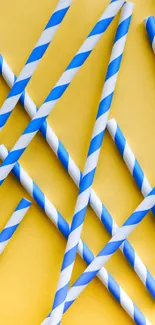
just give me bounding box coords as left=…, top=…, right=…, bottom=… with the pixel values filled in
left=144, top=16, right=155, bottom=53
left=0, top=144, right=150, bottom=325
left=0, top=17, right=155, bottom=299
left=62, top=188, right=155, bottom=317
left=48, top=3, right=133, bottom=325
left=0, top=0, right=124, bottom=185
left=0, top=198, right=31, bottom=254
left=107, top=118, right=152, bottom=198
left=0, top=0, right=72, bottom=131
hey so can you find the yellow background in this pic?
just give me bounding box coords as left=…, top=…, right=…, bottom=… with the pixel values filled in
left=0, top=0, right=155, bottom=324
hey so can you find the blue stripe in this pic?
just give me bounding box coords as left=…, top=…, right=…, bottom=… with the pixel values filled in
left=58, top=142, right=69, bottom=171
left=52, top=283, right=69, bottom=310
left=45, top=7, right=70, bottom=29
left=89, top=17, right=114, bottom=37
left=40, top=121, right=48, bottom=138
left=82, top=242, right=94, bottom=264
left=45, top=84, right=69, bottom=102
left=12, top=162, right=21, bottom=181
left=33, top=182, right=45, bottom=211
left=64, top=300, right=73, bottom=313
left=16, top=198, right=31, bottom=210
left=146, top=16, right=155, bottom=45
left=0, top=54, right=3, bottom=75
left=106, top=54, right=122, bottom=80
left=67, top=51, right=91, bottom=70
left=97, top=94, right=113, bottom=118
left=26, top=43, right=49, bottom=64
left=124, top=210, right=150, bottom=227
left=0, top=112, right=12, bottom=128
left=101, top=205, right=113, bottom=236
left=114, top=125, right=126, bottom=157
left=2, top=148, right=25, bottom=165
left=61, top=245, right=78, bottom=270
left=114, top=16, right=132, bottom=43
left=146, top=271, right=155, bottom=299
left=99, top=240, right=124, bottom=256
left=133, top=161, right=144, bottom=191
left=73, top=271, right=98, bottom=286
left=134, top=305, right=147, bottom=325
left=0, top=224, right=18, bottom=242
left=57, top=212, right=70, bottom=240
left=20, top=91, right=25, bottom=107
left=108, top=274, right=120, bottom=303
left=23, top=116, right=47, bottom=134
left=122, top=241, right=135, bottom=268
left=79, top=169, right=96, bottom=193
left=88, top=131, right=104, bottom=156
left=71, top=206, right=87, bottom=231
left=7, top=77, right=30, bottom=97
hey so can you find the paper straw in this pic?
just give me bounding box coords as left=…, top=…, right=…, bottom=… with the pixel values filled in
left=0, top=145, right=150, bottom=325
left=0, top=6, right=154, bottom=300
left=48, top=3, right=133, bottom=325
left=107, top=118, right=155, bottom=296
left=0, top=198, right=31, bottom=253
left=0, top=0, right=124, bottom=185
left=63, top=188, right=155, bottom=316
left=144, top=16, right=155, bottom=53
left=0, top=0, right=72, bottom=131
left=107, top=118, right=152, bottom=198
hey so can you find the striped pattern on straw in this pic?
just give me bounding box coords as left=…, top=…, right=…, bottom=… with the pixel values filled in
left=62, top=189, right=155, bottom=320
left=144, top=16, right=155, bottom=53
left=0, top=7, right=155, bottom=300
left=48, top=3, right=134, bottom=325
left=0, top=0, right=124, bottom=185
left=0, top=198, right=31, bottom=254
left=107, top=118, right=155, bottom=298
left=0, top=0, right=72, bottom=131
left=0, top=144, right=150, bottom=325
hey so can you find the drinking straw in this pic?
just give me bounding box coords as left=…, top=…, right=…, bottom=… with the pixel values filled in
left=0, top=0, right=124, bottom=185
left=144, top=16, right=155, bottom=53
left=0, top=0, right=72, bottom=131
left=0, top=144, right=150, bottom=325
left=62, top=188, right=155, bottom=318
left=48, top=3, right=134, bottom=325
left=0, top=198, right=31, bottom=253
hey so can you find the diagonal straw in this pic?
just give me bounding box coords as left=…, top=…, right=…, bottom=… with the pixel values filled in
left=144, top=16, right=155, bottom=53
left=0, top=11, right=155, bottom=299
left=0, top=198, right=31, bottom=253
left=48, top=3, right=133, bottom=325
left=107, top=118, right=155, bottom=296
left=0, top=144, right=150, bottom=325
left=0, top=0, right=124, bottom=185
left=62, top=189, right=155, bottom=318
left=0, top=0, right=72, bottom=131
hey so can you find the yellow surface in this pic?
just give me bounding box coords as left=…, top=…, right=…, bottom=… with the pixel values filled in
left=0, top=0, right=155, bottom=324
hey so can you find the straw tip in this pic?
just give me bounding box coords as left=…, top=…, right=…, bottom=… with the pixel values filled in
left=20, top=197, right=32, bottom=207
left=144, top=16, right=155, bottom=26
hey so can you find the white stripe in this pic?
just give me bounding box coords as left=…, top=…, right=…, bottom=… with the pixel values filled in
left=135, top=195, right=155, bottom=212
left=107, top=118, right=117, bottom=139
left=101, top=73, right=118, bottom=99
left=123, top=142, right=135, bottom=174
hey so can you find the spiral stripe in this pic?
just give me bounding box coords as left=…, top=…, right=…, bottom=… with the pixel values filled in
left=0, top=0, right=124, bottom=185
left=0, top=3, right=153, bottom=301
left=0, top=144, right=150, bottom=325
left=0, top=0, right=72, bottom=131
left=48, top=3, right=133, bottom=325
left=107, top=118, right=155, bottom=297
left=0, top=198, right=31, bottom=253
left=0, top=52, right=154, bottom=300
left=62, top=188, right=155, bottom=315
left=144, top=16, right=155, bottom=54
